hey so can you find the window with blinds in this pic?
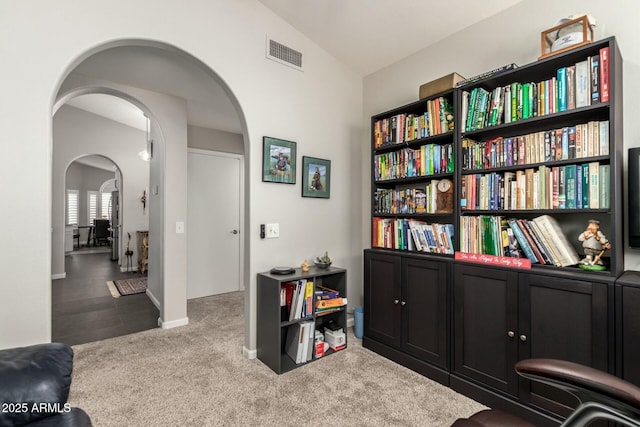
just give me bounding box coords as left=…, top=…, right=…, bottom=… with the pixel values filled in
left=88, top=191, right=98, bottom=224
left=67, top=189, right=78, bottom=226
left=101, top=192, right=112, bottom=220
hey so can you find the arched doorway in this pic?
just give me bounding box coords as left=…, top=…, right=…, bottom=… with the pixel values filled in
left=51, top=40, right=249, bottom=343
left=52, top=153, right=158, bottom=344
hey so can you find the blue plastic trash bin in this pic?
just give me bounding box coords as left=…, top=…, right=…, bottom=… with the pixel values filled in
left=354, top=306, right=364, bottom=339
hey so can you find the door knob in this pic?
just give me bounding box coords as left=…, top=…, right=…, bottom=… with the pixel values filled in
left=230, top=229, right=239, bottom=234
left=520, top=334, right=527, bottom=342
left=401, top=301, right=407, bottom=306
left=507, top=331, right=515, bottom=338
left=394, top=299, right=400, bottom=305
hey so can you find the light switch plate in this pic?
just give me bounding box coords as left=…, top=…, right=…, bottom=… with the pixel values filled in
left=266, top=223, right=279, bottom=238
left=176, top=222, right=185, bottom=234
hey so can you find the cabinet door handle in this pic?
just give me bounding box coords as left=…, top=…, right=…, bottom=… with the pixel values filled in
left=520, top=334, right=527, bottom=342
left=507, top=331, right=515, bottom=338
left=401, top=301, right=406, bottom=306
left=394, top=299, right=400, bottom=305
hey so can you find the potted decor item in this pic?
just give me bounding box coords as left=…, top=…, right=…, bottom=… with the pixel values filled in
left=314, top=251, right=332, bottom=268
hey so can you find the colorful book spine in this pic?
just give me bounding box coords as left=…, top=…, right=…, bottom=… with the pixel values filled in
left=565, top=165, right=577, bottom=209
left=557, top=67, right=567, bottom=112
left=590, top=55, right=600, bottom=104
left=508, top=219, right=539, bottom=264
left=599, top=164, right=610, bottom=209
left=600, top=46, right=610, bottom=103
left=589, top=161, right=600, bottom=209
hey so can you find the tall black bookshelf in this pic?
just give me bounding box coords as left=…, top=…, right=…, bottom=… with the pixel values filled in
left=365, top=37, right=623, bottom=425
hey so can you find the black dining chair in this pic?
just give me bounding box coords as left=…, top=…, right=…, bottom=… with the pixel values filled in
left=93, top=219, right=110, bottom=246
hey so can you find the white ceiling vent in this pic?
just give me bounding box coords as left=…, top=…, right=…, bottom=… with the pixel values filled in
left=266, top=36, right=303, bottom=71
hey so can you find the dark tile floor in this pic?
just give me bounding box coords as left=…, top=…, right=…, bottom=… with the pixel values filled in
left=52, top=250, right=159, bottom=346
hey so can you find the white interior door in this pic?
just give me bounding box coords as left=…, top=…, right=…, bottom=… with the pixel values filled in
left=187, top=150, right=241, bottom=299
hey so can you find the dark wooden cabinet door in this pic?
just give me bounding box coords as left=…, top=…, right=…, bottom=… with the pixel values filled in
left=518, top=273, right=610, bottom=415
left=401, top=256, right=448, bottom=367
left=453, top=264, right=519, bottom=395
left=619, top=284, right=640, bottom=386
left=364, top=251, right=401, bottom=347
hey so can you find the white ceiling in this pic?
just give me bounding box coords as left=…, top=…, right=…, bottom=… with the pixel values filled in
left=67, top=94, right=147, bottom=131
left=62, top=1, right=522, bottom=134
left=258, top=0, right=523, bottom=76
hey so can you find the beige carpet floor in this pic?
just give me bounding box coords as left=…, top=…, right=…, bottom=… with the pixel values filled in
left=69, top=291, right=486, bottom=426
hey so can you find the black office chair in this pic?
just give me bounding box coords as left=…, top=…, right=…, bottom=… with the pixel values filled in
left=453, top=359, right=640, bottom=426
left=93, top=219, right=110, bottom=246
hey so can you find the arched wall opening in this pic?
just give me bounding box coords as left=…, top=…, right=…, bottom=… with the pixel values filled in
left=51, top=39, right=251, bottom=343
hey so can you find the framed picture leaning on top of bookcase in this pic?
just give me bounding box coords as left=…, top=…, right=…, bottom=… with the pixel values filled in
left=456, top=36, right=622, bottom=276
left=371, top=90, right=457, bottom=255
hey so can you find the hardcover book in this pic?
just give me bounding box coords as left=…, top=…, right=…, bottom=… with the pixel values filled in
left=590, top=55, right=601, bottom=104
left=532, top=215, right=580, bottom=267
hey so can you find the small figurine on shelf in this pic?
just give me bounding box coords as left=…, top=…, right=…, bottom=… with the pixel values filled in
left=301, top=259, right=310, bottom=272
left=578, top=219, right=611, bottom=270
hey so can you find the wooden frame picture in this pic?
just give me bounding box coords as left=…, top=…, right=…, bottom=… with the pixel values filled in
left=301, top=156, right=330, bottom=198
left=262, top=137, right=296, bottom=184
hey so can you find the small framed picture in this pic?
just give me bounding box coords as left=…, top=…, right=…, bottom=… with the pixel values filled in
left=262, top=137, right=296, bottom=184
left=302, top=156, right=331, bottom=198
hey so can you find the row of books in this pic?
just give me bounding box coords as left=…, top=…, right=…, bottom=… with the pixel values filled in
left=373, top=180, right=452, bottom=215
left=374, top=143, right=454, bottom=181
left=284, top=321, right=315, bottom=364
left=461, top=162, right=610, bottom=211
left=461, top=46, right=610, bottom=132
left=373, top=97, right=454, bottom=148
left=459, top=215, right=580, bottom=267
left=461, top=120, right=609, bottom=171
left=280, top=279, right=314, bottom=322
left=372, top=217, right=454, bottom=254
left=314, top=285, right=347, bottom=315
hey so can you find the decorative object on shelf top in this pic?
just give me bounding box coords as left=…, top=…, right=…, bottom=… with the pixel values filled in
left=314, top=252, right=332, bottom=268
left=270, top=266, right=295, bottom=275
left=301, top=259, right=310, bottom=272
left=540, top=14, right=596, bottom=60
left=578, top=219, right=611, bottom=271
left=419, top=72, right=465, bottom=100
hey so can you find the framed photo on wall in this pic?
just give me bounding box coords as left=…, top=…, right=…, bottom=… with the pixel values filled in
left=302, top=156, right=330, bottom=198
left=262, top=137, right=296, bottom=184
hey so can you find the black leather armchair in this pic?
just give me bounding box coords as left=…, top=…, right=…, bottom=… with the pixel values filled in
left=453, top=358, right=640, bottom=426
left=0, top=343, right=91, bottom=427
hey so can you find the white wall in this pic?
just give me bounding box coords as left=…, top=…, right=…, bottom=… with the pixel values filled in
left=0, top=0, right=362, bottom=350
left=187, top=125, right=243, bottom=154
left=363, top=0, right=640, bottom=270
left=53, top=106, right=150, bottom=275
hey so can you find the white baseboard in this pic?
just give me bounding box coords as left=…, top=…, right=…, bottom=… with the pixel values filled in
left=120, top=266, right=138, bottom=273
left=243, top=346, right=257, bottom=359
left=51, top=273, right=66, bottom=280
left=347, top=314, right=354, bottom=328
left=160, top=317, right=189, bottom=329
left=145, top=289, right=160, bottom=309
